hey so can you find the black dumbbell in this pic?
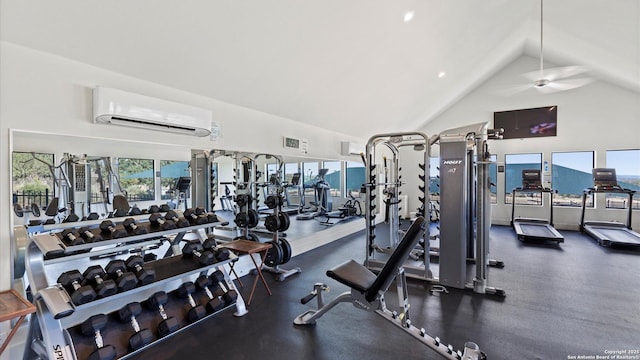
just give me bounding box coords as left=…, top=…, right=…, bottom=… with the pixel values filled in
left=165, top=210, right=190, bottom=228
left=78, top=226, right=103, bottom=242
left=195, top=275, right=225, bottom=312
left=82, top=265, right=117, bottom=298
left=81, top=314, right=116, bottom=360
left=202, top=237, right=231, bottom=262
left=105, top=260, right=138, bottom=292
left=61, top=229, right=84, bottom=246
left=117, top=302, right=153, bottom=351
left=113, top=208, right=128, bottom=218
left=125, top=255, right=156, bottom=285
left=148, top=205, right=161, bottom=214
left=207, top=212, right=220, bottom=223
left=122, top=217, right=148, bottom=235
left=159, top=204, right=171, bottom=212
left=183, top=208, right=209, bottom=225
left=210, top=270, right=238, bottom=305
left=182, top=241, right=215, bottom=266
left=99, top=220, right=128, bottom=238
left=148, top=213, right=177, bottom=231
left=87, top=212, right=100, bottom=220
left=63, top=213, right=80, bottom=223
left=177, top=282, right=207, bottom=323
left=147, top=291, right=179, bottom=337
left=129, top=206, right=143, bottom=216
left=57, top=270, right=97, bottom=305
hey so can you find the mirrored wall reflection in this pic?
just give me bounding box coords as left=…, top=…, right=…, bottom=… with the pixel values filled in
left=10, top=130, right=193, bottom=226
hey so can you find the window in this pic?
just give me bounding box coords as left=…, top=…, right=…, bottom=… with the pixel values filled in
left=302, top=162, right=319, bottom=183
left=12, top=152, right=55, bottom=210
left=118, top=158, right=155, bottom=201
left=429, top=156, right=440, bottom=196
left=552, top=152, right=594, bottom=207
left=283, top=163, right=299, bottom=184
left=160, top=160, right=190, bottom=200
left=265, top=163, right=279, bottom=182
left=345, top=161, right=365, bottom=197
left=505, top=153, right=542, bottom=205
left=323, top=161, right=342, bottom=197
left=606, top=150, right=640, bottom=209
left=489, top=154, right=497, bottom=204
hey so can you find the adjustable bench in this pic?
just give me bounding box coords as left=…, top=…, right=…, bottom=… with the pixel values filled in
left=294, top=216, right=485, bottom=360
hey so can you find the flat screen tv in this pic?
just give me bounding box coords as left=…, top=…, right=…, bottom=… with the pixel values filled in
left=494, top=106, right=557, bottom=139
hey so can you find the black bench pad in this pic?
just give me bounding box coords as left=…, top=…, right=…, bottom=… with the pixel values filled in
left=326, top=259, right=377, bottom=293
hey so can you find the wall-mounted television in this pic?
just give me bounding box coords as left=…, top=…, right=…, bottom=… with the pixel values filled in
left=493, top=105, right=557, bottom=139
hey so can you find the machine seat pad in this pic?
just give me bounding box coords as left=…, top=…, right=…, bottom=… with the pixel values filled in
left=326, top=259, right=377, bottom=293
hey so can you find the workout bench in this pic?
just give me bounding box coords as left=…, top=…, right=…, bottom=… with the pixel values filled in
left=293, top=216, right=485, bottom=360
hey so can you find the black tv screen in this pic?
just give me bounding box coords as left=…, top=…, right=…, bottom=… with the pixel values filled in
left=494, top=106, right=557, bottom=139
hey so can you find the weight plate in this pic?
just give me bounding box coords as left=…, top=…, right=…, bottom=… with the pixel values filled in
left=265, top=196, right=277, bottom=209
left=247, top=233, right=259, bottom=242
left=280, top=238, right=292, bottom=264
left=13, top=203, right=24, bottom=217
left=247, top=209, right=259, bottom=228
left=278, top=212, right=290, bottom=232
left=264, top=215, right=281, bottom=232
left=31, top=203, right=41, bottom=217
left=264, top=241, right=283, bottom=267
left=235, top=212, right=248, bottom=227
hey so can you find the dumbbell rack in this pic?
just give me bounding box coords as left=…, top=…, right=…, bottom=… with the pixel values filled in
left=24, top=220, right=247, bottom=360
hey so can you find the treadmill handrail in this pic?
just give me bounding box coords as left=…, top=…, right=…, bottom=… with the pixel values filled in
left=580, top=188, right=635, bottom=230
left=510, top=187, right=555, bottom=227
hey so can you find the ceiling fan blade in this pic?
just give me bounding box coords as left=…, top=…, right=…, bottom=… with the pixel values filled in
left=521, top=65, right=589, bottom=82
left=546, top=77, right=594, bottom=90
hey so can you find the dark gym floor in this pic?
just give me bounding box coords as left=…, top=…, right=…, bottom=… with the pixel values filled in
left=129, top=224, right=640, bottom=360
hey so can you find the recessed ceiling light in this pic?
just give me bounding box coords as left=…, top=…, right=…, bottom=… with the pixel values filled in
left=403, top=11, right=415, bottom=23
left=438, top=71, right=446, bottom=78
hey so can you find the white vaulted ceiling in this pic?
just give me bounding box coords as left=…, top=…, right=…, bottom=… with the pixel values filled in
left=1, top=0, right=638, bottom=137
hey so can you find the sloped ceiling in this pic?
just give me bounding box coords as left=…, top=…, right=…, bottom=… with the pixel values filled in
left=1, top=0, right=638, bottom=137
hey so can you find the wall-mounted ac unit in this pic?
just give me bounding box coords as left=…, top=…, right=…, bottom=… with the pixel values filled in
left=93, top=86, right=212, bottom=137
left=341, top=141, right=365, bottom=156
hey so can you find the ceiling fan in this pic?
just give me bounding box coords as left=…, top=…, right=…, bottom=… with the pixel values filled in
left=503, top=0, right=593, bottom=94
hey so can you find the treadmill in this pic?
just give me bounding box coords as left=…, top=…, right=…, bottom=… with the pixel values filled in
left=510, top=169, right=564, bottom=243
left=580, top=168, right=640, bottom=248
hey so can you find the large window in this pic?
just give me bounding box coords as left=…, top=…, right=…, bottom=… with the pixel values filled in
left=505, top=153, right=542, bottom=205
left=323, top=161, right=342, bottom=197
left=302, top=162, right=319, bottom=183
left=489, top=154, right=497, bottom=204
left=345, top=161, right=365, bottom=197
left=160, top=160, right=190, bottom=200
left=12, top=152, right=55, bottom=210
left=283, top=163, right=299, bottom=184
left=606, top=150, right=640, bottom=209
left=118, top=158, right=155, bottom=201
left=552, top=151, right=594, bottom=207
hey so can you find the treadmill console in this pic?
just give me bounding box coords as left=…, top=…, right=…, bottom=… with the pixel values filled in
left=592, top=168, right=620, bottom=190
left=522, top=169, right=543, bottom=190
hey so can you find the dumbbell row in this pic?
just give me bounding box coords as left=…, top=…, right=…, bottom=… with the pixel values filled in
left=56, top=209, right=223, bottom=246
left=79, top=276, right=237, bottom=359
left=57, top=257, right=156, bottom=306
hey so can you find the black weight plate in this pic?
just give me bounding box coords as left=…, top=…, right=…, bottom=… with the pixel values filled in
left=31, top=203, right=41, bottom=217
left=280, top=238, right=292, bottom=264
left=278, top=212, right=290, bottom=232
left=247, top=209, right=259, bottom=228
left=235, top=212, right=248, bottom=227
left=264, top=215, right=280, bottom=232
left=264, top=241, right=283, bottom=267
left=264, top=196, right=274, bottom=209
left=13, top=203, right=24, bottom=217
left=247, top=233, right=260, bottom=242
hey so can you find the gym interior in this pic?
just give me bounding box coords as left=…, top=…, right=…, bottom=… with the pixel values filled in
left=1, top=1, right=639, bottom=359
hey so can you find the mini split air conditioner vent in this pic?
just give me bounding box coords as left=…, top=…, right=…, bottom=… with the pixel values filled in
left=93, top=86, right=213, bottom=137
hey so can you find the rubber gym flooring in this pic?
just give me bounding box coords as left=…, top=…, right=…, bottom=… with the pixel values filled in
left=129, top=224, right=640, bottom=360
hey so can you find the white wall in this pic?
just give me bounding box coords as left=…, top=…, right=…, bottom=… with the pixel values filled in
left=0, top=41, right=367, bottom=291
left=411, top=55, right=640, bottom=230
